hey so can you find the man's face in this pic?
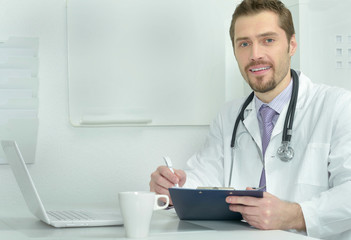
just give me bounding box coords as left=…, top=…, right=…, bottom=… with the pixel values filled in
left=233, top=11, right=297, bottom=96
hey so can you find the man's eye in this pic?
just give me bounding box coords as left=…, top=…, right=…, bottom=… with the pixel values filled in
left=240, top=42, right=249, bottom=47
left=265, top=38, right=275, bottom=43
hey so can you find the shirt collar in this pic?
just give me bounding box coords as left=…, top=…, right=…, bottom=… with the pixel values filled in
left=254, top=77, right=293, bottom=115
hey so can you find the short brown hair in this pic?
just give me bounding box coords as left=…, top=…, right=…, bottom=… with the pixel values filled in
left=229, top=0, right=295, bottom=44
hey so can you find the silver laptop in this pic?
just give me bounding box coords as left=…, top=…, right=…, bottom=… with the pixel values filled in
left=1, top=140, right=123, bottom=228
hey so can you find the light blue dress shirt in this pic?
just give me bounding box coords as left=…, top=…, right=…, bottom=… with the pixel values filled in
left=254, top=78, right=293, bottom=137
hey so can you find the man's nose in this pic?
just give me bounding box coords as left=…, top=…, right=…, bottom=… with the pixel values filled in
left=250, top=43, right=264, bottom=61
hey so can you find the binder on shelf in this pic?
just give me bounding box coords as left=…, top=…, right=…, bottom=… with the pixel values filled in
left=0, top=69, right=33, bottom=79
left=0, top=37, right=38, bottom=57
left=0, top=98, right=38, bottom=109
left=0, top=57, right=38, bottom=77
left=0, top=89, right=34, bottom=101
left=0, top=77, right=38, bottom=89
left=0, top=37, right=39, bottom=164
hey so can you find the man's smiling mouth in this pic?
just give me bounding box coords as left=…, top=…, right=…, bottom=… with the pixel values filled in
left=250, top=66, right=271, bottom=72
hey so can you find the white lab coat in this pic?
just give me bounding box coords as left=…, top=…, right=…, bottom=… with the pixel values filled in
left=183, top=72, right=351, bottom=240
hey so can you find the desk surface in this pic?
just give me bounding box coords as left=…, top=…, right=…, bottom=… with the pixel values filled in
left=0, top=207, right=319, bottom=240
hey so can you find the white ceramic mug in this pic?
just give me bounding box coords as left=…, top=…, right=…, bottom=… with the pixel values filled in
left=118, top=191, right=169, bottom=238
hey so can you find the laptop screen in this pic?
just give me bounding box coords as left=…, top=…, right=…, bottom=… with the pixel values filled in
left=1, top=140, right=50, bottom=223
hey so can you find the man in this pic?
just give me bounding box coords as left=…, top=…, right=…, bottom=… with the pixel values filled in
left=150, top=0, right=351, bottom=239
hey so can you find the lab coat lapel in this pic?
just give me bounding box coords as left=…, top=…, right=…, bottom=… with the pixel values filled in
left=271, top=71, right=309, bottom=139
left=242, top=101, right=262, bottom=153
left=271, top=104, right=287, bottom=139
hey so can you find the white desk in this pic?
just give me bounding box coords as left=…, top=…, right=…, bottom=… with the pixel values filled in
left=0, top=206, right=319, bottom=240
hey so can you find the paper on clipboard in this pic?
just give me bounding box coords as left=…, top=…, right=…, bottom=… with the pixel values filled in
left=169, top=188, right=263, bottom=221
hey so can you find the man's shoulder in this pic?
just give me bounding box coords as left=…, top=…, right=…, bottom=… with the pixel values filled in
left=301, top=72, right=351, bottom=101
left=208, top=97, right=247, bottom=128
left=220, top=97, right=246, bottom=114
left=314, top=82, right=351, bottom=102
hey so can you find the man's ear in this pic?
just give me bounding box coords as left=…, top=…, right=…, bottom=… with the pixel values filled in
left=289, top=34, right=297, bottom=57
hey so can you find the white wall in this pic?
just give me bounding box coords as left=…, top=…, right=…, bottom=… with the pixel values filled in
left=299, top=0, right=351, bottom=89
left=0, top=0, right=240, bottom=211
left=2, top=0, right=346, bottom=213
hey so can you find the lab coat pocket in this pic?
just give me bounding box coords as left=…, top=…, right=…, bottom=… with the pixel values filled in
left=297, top=143, right=330, bottom=188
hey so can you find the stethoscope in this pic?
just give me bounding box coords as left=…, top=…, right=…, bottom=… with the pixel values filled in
left=228, top=69, right=299, bottom=186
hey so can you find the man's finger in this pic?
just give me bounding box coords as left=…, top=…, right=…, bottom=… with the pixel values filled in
left=229, top=204, right=259, bottom=216
left=226, top=196, right=261, bottom=206
left=158, top=166, right=179, bottom=185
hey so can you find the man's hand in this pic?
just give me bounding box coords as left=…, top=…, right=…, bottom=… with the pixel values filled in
left=226, top=189, right=306, bottom=231
left=149, top=166, right=186, bottom=204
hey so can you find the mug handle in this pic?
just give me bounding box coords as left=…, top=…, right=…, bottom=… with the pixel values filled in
left=154, top=194, right=170, bottom=210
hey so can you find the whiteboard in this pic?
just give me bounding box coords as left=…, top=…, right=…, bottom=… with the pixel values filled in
left=67, top=0, right=226, bottom=126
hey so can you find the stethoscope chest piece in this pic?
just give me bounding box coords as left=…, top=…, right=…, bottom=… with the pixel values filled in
left=276, top=141, right=294, bottom=162
left=228, top=69, right=299, bottom=186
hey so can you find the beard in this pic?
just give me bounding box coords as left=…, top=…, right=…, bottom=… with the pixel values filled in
left=247, top=74, right=277, bottom=93
left=242, top=60, right=290, bottom=94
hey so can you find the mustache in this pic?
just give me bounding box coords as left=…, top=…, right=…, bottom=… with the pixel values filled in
left=245, top=61, right=273, bottom=72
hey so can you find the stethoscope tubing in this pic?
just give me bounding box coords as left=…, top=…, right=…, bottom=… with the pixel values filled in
left=282, top=69, right=299, bottom=142
left=228, top=69, right=299, bottom=187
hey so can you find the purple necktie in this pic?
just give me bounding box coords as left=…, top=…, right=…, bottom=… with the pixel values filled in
left=259, top=105, right=277, bottom=191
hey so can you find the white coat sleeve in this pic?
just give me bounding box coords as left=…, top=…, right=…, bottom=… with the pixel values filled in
left=182, top=111, right=225, bottom=188
left=300, top=90, right=351, bottom=239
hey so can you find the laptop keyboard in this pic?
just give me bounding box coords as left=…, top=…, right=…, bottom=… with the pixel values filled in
left=47, top=210, right=95, bottom=221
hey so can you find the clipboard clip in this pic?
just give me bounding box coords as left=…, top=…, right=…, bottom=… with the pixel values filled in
left=196, top=187, right=236, bottom=190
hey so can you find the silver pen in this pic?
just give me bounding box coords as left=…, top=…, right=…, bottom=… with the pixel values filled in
left=252, top=185, right=266, bottom=191
left=163, top=156, right=179, bottom=187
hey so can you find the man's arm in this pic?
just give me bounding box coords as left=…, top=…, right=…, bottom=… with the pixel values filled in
left=226, top=90, right=351, bottom=238
left=226, top=191, right=306, bottom=231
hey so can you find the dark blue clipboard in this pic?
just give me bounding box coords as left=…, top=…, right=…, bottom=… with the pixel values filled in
left=169, top=188, right=263, bottom=220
